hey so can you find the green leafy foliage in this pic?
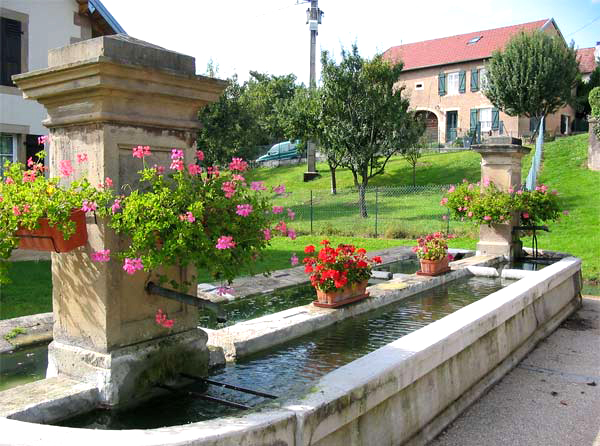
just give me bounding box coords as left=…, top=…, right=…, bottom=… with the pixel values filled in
left=485, top=31, right=579, bottom=123
left=106, top=156, right=280, bottom=287
left=319, top=45, right=424, bottom=214
left=197, top=72, right=301, bottom=164
left=443, top=180, right=563, bottom=226
left=0, top=153, right=112, bottom=283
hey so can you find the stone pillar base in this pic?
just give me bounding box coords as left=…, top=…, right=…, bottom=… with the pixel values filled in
left=47, top=328, right=208, bottom=407
left=477, top=223, right=523, bottom=260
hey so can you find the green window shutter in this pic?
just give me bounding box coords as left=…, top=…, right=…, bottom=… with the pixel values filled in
left=492, top=108, right=500, bottom=130
left=438, top=73, right=446, bottom=96
left=470, top=109, right=479, bottom=132
left=470, top=69, right=479, bottom=92
left=459, top=71, right=466, bottom=93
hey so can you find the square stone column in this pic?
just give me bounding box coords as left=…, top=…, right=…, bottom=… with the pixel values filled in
left=13, top=35, right=226, bottom=406
left=472, top=137, right=531, bottom=259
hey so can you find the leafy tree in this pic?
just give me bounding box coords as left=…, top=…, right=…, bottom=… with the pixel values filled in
left=198, top=72, right=301, bottom=164
left=403, top=134, right=427, bottom=187
left=485, top=31, right=579, bottom=136
left=279, top=85, right=345, bottom=194
left=320, top=45, right=424, bottom=216
left=574, top=66, right=600, bottom=119
left=197, top=75, right=257, bottom=165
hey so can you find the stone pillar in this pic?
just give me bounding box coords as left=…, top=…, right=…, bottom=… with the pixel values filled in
left=13, top=35, right=226, bottom=406
left=472, top=137, right=531, bottom=259
left=588, top=117, right=600, bottom=171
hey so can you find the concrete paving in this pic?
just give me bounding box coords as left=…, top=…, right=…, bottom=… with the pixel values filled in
left=429, top=296, right=600, bottom=446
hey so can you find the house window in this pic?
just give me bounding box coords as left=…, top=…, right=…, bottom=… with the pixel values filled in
left=415, top=82, right=424, bottom=90
left=467, top=36, right=482, bottom=45
left=447, top=72, right=459, bottom=95
left=479, top=68, right=488, bottom=90
left=0, top=134, right=16, bottom=177
left=0, top=17, right=22, bottom=86
left=479, top=108, right=492, bottom=132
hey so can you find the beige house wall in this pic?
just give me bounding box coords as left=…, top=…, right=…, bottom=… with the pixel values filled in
left=398, top=22, right=576, bottom=144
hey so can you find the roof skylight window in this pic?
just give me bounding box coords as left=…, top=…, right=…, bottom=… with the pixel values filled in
left=467, top=36, right=482, bottom=45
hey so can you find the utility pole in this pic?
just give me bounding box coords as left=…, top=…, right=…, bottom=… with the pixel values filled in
left=303, top=0, right=323, bottom=182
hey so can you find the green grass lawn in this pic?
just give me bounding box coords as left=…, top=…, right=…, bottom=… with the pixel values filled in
left=0, top=261, right=53, bottom=320
left=1, top=134, right=597, bottom=320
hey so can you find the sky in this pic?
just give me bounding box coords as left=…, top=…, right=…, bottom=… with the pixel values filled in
left=101, top=0, right=599, bottom=85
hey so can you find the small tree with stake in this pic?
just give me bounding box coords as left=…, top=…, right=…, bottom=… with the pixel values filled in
left=320, top=45, right=423, bottom=217
left=484, top=31, right=579, bottom=139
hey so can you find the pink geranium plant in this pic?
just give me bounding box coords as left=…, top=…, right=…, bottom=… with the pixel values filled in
left=106, top=148, right=295, bottom=289
left=442, top=180, right=565, bottom=226
left=0, top=149, right=113, bottom=283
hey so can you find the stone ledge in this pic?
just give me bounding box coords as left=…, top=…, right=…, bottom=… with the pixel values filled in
left=0, top=376, right=98, bottom=423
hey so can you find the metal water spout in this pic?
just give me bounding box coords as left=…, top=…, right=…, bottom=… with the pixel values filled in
left=146, top=282, right=227, bottom=323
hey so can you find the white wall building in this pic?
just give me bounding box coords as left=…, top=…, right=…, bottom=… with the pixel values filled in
left=0, top=0, right=124, bottom=174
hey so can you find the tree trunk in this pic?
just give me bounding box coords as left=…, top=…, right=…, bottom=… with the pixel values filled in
left=358, top=183, right=368, bottom=218
left=329, top=164, right=337, bottom=195
left=412, top=163, right=416, bottom=186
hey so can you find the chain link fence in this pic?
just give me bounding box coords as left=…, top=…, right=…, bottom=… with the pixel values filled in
left=272, top=185, right=475, bottom=239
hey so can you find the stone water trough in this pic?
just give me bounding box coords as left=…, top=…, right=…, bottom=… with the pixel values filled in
left=0, top=35, right=583, bottom=445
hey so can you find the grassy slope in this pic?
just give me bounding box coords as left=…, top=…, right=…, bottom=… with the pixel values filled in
left=530, top=134, right=600, bottom=281
left=1, top=135, right=597, bottom=320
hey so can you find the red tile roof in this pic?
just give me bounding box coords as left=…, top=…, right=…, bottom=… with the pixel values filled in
left=577, top=47, right=597, bottom=74
left=383, top=19, right=550, bottom=71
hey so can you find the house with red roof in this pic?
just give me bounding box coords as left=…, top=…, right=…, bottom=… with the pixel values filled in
left=577, top=44, right=599, bottom=83
left=383, top=18, right=578, bottom=144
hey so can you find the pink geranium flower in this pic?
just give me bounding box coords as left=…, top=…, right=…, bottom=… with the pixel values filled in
left=38, top=135, right=49, bottom=145
left=216, top=286, right=234, bottom=296
left=171, top=149, right=184, bottom=160
left=12, top=206, right=21, bottom=216
left=76, top=153, right=88, bottom=164
left=59, top=160, right=74, bottom=177
left=483, top=215, right=492, bottom=221
left=81, top=200, right=97, bottom=212
left=440, top=197, right=448, bottom=205
left=275, top=221, right=287, bottom=234
left=251, top=181, right=266, bottom=191
left=236, top=204, right=253, bottom=217
left=91, top=249, right=111, bottom=263
left=153, top=164, right=165, bottom=175
left=123, top=257, right=143, bottom=275
left=448, top=186, right=455, bottom=193
left=273, top=184, right=286, bottom=195
left=23, top=171, right=36, bottom=183
left=170, top=159, right=184, bottom=171
left=5, top=177, right=14, bottom=184
left=179, top=211, right=195, bottom=223
left=188, top=164, right=202, bottom=175
left=263, top=228, right=272, bottom=241
left=287, top=229, right=297, bottom=240
left=287, top=208, right=295, bottom=220
left=111, top=198, right=121, bottom=213
left=132, top=145, right=151, bottom=159
left=522, top=212, right=530, bottom=219
left=155, top=309, right=174, bottom=328
left=196, top=150, right=205, bottom=161
left=290, top=253, right=299, bottom=266
left=229, top=157, right=248, bottom=172
left=216, top=236, right=236, bottom=250
left=272, top=206, right=284, bottom=214
left=222, top=181, right=236, bottom=198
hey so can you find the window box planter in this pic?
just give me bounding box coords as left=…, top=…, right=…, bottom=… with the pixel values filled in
left=15, top=209, right=88, bottom=252
left=313, top=280, right=370, bottom=308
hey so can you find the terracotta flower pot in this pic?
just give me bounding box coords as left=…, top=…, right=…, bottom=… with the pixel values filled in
left=314, top=280, right=369, bottom=308
left=16, top=209, right=88, bottom=252
left=418, top=256, right=450, bottom=276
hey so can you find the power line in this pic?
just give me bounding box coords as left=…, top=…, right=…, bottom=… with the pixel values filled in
left=566, top=15, right=600, bottom=37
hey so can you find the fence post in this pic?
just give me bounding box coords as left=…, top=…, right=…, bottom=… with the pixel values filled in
left=375, top=187, right=379, bottom=238
left=310, top=190, right=313, bottom=235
